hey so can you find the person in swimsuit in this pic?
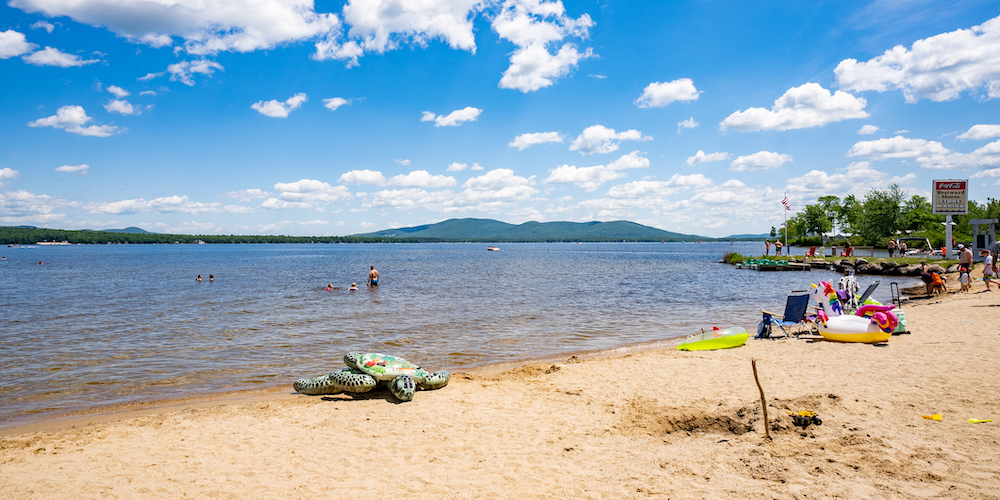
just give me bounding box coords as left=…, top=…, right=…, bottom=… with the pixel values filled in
left=349, top=282, right=358, bottom=291
left=197, top=274, right=202, bottom=282
left=368, top=266, right=379, bottom=286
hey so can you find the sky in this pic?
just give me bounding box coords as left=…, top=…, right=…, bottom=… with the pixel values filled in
left=2, top=0, right=1000, bottom=237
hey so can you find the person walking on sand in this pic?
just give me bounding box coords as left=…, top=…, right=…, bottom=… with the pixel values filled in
left=983, top=250, right=995, bottom=292
left=958, top=244, right=973, bottom=274
left=368, top=266, right=379, bottom=287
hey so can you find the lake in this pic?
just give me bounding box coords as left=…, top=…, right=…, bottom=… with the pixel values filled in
left=0, top=242, right=914, bottom=427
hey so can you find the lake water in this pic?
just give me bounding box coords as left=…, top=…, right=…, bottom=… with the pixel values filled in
left=0, top=242, right=914, bottom=427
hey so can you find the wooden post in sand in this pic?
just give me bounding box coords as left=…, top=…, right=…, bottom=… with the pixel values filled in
left=752, top=359, right=771, bottom=440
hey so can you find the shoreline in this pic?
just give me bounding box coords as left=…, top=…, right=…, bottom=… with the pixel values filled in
left=3, top=280, right=998, bottom=498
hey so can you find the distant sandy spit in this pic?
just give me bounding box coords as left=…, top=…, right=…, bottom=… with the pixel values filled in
left=2, top=283, right=999, bottom=499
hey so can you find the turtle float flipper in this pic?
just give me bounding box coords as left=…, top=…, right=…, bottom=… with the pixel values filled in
left=293, top=369, right=377, bottom=395
left=419, top=370, right=450, bottom=390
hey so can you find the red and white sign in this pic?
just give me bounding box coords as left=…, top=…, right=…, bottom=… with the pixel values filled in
left=932, top=179, right=968, bottom=214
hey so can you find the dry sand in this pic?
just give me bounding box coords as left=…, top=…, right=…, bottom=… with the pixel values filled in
left=2, top=279, right=999, bottom=499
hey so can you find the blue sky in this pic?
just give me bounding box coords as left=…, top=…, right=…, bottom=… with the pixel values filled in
left=2, top=0, right=999, bottom=237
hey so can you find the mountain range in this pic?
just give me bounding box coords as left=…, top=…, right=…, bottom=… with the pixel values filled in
left=352, top=218, right=716, bottom=242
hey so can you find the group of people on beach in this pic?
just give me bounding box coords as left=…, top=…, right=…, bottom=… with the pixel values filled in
left=919, top=241, right=999, bottom=295
left=326, top=266, right=379, bottom=292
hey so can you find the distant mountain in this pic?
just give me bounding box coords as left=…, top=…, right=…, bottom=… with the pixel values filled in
left=98, top=227, right=155, bottom=234
left=723, top=233, right=771, bottom=240
left=351, top=218, right=711, bottom=242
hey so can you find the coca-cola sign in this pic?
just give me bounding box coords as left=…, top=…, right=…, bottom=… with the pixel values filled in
left=932, top=179, right=968, bottom=215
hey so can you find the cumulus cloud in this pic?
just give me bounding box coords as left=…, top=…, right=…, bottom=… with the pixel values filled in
left=104, top=99, right=138, bottom=115
left=87, top=195, right=229, bottom=214
left=22, top=46, right=99, bottom=67
left=686, top=150, right=731, bottom=166
left=323, top=97, right=350, bottom=111
left=720, top=83, right=869, bottom=132
left=544, top=151, right=650, bottom=191
left=677, top=117, right=698, bottom=132
left=0, top=167, right=20, bottom=187
left=10, top=0, right=342, bottom=56
left=220, top=188, right=271, bottom=203
left=785, top=161, right=918, bottom=199
left=339, top=169, right=387, bottom=185
left=262, top=179, right=352, bottom=210
left=168, top=59, right=224, bottom=86
left=106, top=85, right=129, bottom=98
left=835, top=15, right=1000, bottom=102
left=635, top=78, right=701, bottom=108
left=847, top=136, right=950, bottom=161
left=251, top=93, right=307, bottom=118
left=730, top=151, right=793, bottom=172
left=55, top=164, right=89, bottom=174
left=28, top=105, right=122, bottom=137
left=917, top=140, right=1000, bottom=170
left=394, top=158, right=410, bottom=166
left=493, top=0, right=595, bottom=92
left=509, top=131, right=564, bottom=150
left=569, top=125, right=651, bottom=155
left=958, top=124, right=1000, bottom=141
left=421, top=106, right=481, bottom=127
left=858, top=124, right=879, bottom=135
left=0, top=190, right=64, bottom=224
left=447, top=162, right=468, bottom=172
left=31, top=21, right=55, bottom=33
left=0, top=30, right=36, bottom=58
left=388, top=170, right=456, bottom=188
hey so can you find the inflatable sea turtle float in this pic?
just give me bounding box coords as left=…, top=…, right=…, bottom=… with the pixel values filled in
left=293, top=352, right=450, bottom=402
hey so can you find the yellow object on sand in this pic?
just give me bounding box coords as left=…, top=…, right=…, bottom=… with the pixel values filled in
left=922, top=414, right=943, bottom=421
left=967, top=418, right=993, bottom=423
left=676, top=327, right=749, bottom=351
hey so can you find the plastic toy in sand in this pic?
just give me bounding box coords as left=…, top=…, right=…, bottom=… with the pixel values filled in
left=677, top=326, right=749, bottom=351
left=293, top=352, right=450, bottom=402
left=811, top=281, right=898, bottom=343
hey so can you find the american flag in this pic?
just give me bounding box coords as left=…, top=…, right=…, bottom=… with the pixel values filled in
left=782, top=196, right=790, bottom=210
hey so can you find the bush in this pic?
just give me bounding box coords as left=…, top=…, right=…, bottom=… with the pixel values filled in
left=723, top=252, right=748, bottom=264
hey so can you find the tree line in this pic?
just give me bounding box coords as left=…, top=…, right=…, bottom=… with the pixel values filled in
left=0, top=227, right=428, bottom=245
left=778, top=184, right=1000, bottom=248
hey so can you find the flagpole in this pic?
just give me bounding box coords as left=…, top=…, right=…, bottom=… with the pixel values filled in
left=783, top=196, right=788, bottom=251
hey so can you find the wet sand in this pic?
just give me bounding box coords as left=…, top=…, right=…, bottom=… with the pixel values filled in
left=2, top=278, right=999, bottom=499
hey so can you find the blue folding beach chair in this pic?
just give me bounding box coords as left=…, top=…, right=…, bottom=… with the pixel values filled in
left=757, top=290, right=815, bottom=338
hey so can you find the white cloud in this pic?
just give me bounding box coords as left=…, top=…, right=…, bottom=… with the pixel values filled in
left=22, top=46, right=99, bottom=67
left=139, top=90, right=157, bottom=96
left=251, top=93, right=307, bottom=118
left=87, top=195, right=227, bottom=214
left=220, top=188, right=271, bottom=202
left=569, top=125, right=651, bottom=155
left=104, top=99, right=137, bottom=115
left=263, top=179, right=352, bottom=210
left=0, top=167, right=20, bottom=186
left=323, top=97, right=350, bottom=111
left=394, top=158, right=410, bottom=166
left=677, top=117, right=698, bottom=132
left=55, top=164, right=89, bottom=174
left=835, top=15, right=1000, bottom=102
left=509, top=131, right=563, bottom=150
left=31, top=21, right=55, bottom=33
left=917, top=140, right=1000, bottom=170
left=28, top=105, right=122, bottom=137
left=785, top=161, right=912, bottom=199
left=544, top=152, right=649, bottom=191
left=635, top=78, right=701, bottom=108
left=106, top=85, right=130, bottom=98
left=10, top=0, right=342, bottom=55
left=470, top=162, right=484, bottom=170
left=493, top=0, right=595, bottom=92
left=339, top=169, right=387, bottom=185
left=421, top=106, right=482, bottom=127
left=858, top=124, right=879, bottom=135
left=958, top=124, right=1000, bottom=141
left=0, top=190, right=64, bottom=224
left=168, top=59, right=224, bottom=86
left=447, top=162, right=468, bottom=171
left=720, top=83, right=869, bottom=132
left=730, top=151, right=793, bottom=172
left=389, top=170, right=456, bottom=188
left=847, top=135, right=950, bottom=161
left=686, top=150, right=730, bottom=166
left=0, top=30, right=36, bottom=58
left=972, top=167, right=1000, bottom=178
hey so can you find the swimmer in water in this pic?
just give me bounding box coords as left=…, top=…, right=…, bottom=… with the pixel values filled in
left=197, top=274, right=202, bottom=282
left=326, top=283, right=333, bottom=291
left=349, top=282, right=358, bottom=291
left=368, top=266, right=379, bottom=286
left=209, top=274, right=214, bottom=282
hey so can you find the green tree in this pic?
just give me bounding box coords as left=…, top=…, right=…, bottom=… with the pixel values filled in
left=801, top=204, right=833, bottom=236
left=856, top=184, right=906, bottom=244
left=770, top=226, right=777, bottom=238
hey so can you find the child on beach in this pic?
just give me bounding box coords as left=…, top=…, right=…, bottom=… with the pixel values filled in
left=959, top=268, right=971, bottom=292
left=983, top=250, right=995, bottom=292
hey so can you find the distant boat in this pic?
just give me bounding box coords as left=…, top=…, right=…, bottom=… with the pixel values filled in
left=487, top=246, right=500, bottom=251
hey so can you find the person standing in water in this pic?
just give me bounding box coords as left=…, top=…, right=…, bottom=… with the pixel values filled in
left=368, top=266, right=379, bottom=287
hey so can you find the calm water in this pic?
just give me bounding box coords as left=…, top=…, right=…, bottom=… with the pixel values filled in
left=0, top=242, right=913, bottom=427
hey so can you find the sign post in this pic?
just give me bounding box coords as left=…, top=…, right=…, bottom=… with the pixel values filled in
left=932, top=180, right=968, bottom=258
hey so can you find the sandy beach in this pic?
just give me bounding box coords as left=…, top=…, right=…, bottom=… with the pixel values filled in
left=3, top=279, right=999, bottom=499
